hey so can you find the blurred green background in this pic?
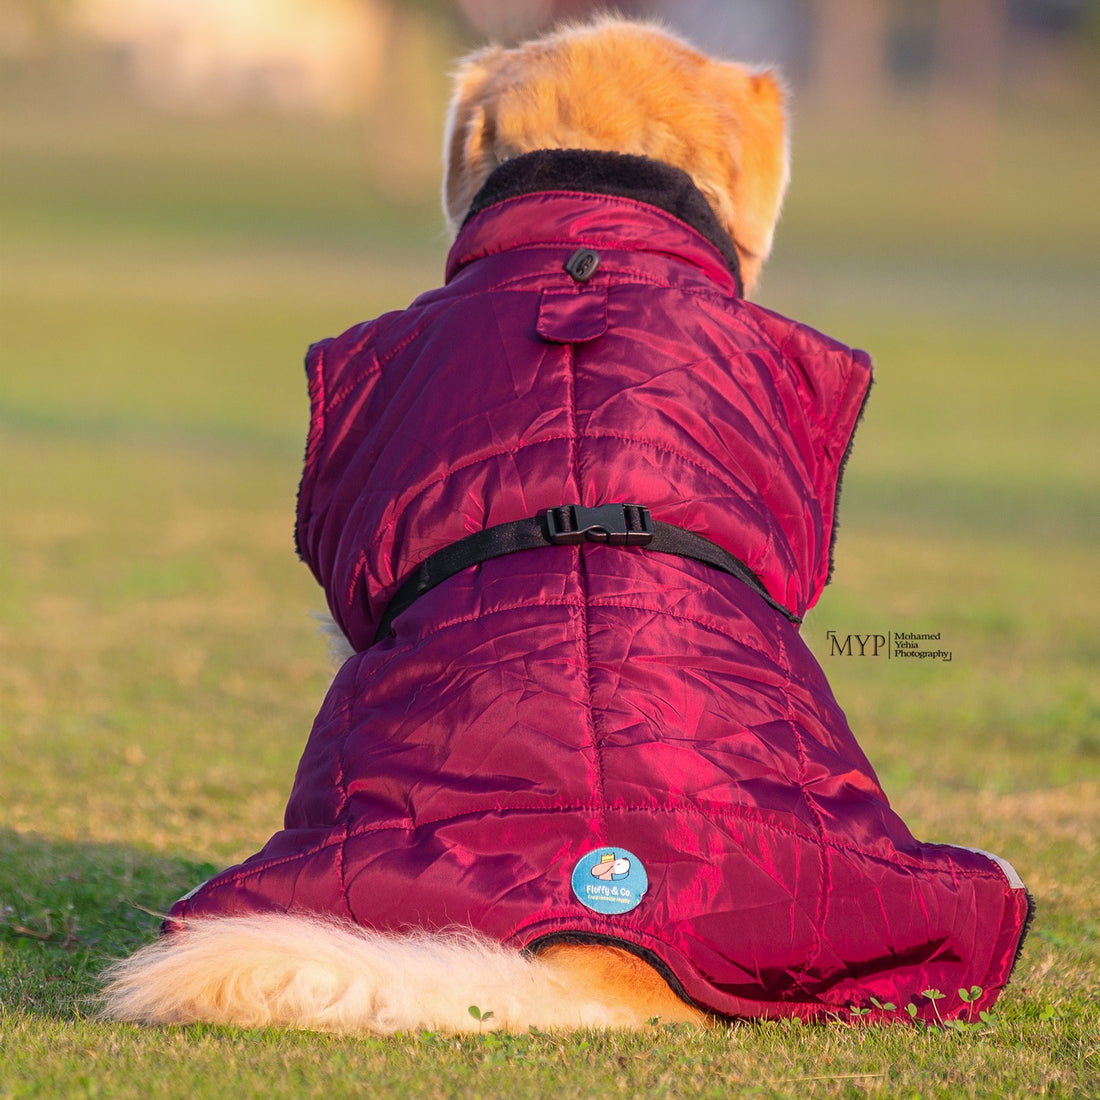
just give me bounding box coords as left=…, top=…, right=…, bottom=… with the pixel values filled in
left=1, top=0, right=1097, bottom=969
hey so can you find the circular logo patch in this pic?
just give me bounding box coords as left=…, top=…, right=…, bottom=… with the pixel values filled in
left=571, top=847, right=648, bottom=914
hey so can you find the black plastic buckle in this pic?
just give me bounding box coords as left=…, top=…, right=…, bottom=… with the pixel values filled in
left=545, top=504, right=654, bottom=547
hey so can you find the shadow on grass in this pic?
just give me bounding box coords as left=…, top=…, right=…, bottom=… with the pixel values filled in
left=0, top=829, right=214, bottom=1019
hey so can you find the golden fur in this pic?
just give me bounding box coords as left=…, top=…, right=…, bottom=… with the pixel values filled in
left=443, top=15, right=788, bottom=293
left=101, top=16, right=791, bottom=1034
left=100, top=917, right=707, bottom=1033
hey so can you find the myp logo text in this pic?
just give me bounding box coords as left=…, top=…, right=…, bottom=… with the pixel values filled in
left=826, top=631, right=887, bottom=657
left=824, top=630, right=953, bottom=662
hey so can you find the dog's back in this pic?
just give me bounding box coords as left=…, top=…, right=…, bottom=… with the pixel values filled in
left=101, top=17, right=1029, bottom=1036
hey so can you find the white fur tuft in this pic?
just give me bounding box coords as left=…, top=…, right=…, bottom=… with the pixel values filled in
left=313, top=612, right=355, bottom=665
left=99, top=915, right=651, bottom=1034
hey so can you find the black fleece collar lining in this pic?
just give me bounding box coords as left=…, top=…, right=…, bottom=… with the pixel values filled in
left=464, top=149, right=744, bottom=297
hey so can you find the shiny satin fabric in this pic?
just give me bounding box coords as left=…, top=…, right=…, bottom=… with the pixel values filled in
left=170, top=175, right=1030, bottom=1022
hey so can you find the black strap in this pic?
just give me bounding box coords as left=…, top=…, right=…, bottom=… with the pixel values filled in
left=373, top=503, right=800, bottom=643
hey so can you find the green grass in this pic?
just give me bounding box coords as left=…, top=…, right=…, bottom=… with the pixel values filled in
left=2, top=58, right=1099, bottom=1099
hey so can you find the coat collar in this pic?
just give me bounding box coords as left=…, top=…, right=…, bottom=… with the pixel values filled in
left=448, top=149, right=744, bottom=297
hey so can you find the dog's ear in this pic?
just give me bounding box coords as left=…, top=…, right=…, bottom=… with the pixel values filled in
left=694, top=64, right=788, bottom=295
left=442, top=49, right=505, bottom=237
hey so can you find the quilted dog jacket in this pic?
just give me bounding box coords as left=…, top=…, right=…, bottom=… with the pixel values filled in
left=169, top=152, right=1032, bottom=1022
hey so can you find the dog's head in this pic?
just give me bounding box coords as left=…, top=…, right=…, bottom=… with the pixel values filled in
left=443, top=16, right=788, bottom=295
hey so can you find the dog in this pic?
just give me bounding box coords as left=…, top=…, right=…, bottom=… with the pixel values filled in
left=101, top=16, right=1031, bottom=1034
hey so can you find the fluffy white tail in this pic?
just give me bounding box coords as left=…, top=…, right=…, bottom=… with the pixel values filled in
left=99, top=915, right=705, bottom=1034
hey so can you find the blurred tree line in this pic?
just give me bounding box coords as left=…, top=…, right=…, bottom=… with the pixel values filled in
left=2, top=0, right=1097, bottom=204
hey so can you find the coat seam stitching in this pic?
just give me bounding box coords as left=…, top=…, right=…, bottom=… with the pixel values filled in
left=778, top=625, right=831, bottom=992
left=196, top=804, right=1009, bottom=892
left=381, top=593, right=783, bottom=668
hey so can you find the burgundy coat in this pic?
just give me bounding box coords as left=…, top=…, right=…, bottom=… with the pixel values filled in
left=170, top=152, right=1031, bottom=1022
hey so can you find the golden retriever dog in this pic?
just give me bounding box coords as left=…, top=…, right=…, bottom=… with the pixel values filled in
left=103, top=15, right=1027, bottom=1035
